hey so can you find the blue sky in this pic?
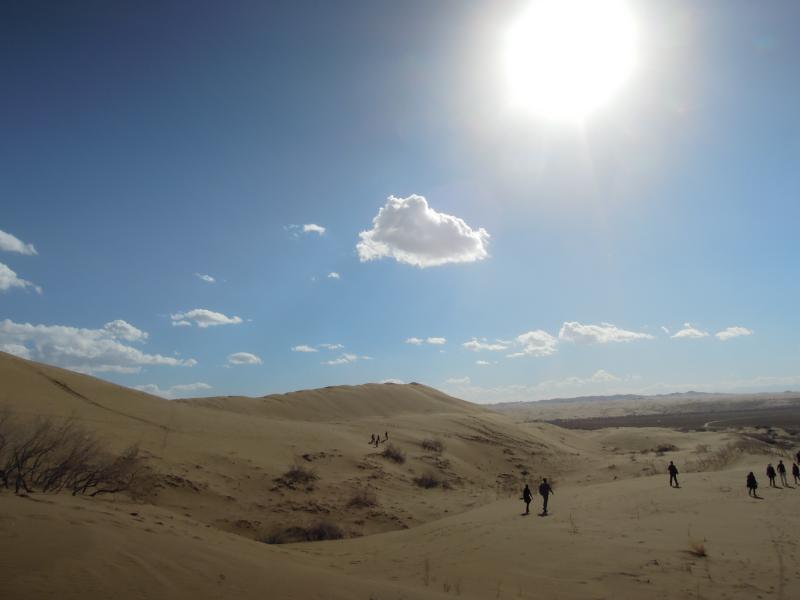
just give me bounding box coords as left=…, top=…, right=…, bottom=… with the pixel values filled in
left=1, top=0, right=798, bottom=402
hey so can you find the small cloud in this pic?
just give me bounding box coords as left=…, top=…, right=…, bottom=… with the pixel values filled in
left=195, top=273, right=216, bottom=283
left=170, top=309, right=243, bottom=328
left=426, top=337, right=446, bottom=345
left=172, top=320, right=191, bottom=327
left=671, top=323, right=709, bottom=339
left=327, top=272, right=340, bottom=279
left=0, top=262, right=42, bottom=294
left=227, top=352, right=263, bottom=365
left=405, top=337, right=424, bottom=345
left=0, top=229, right=37, bottom=255
left=357, top=194, right=490, bottom=268
left=510, top=330, right=558, bottom=357
left=445, top=376, right=471, bottom=385
left=715, top=326, right=753, bottom=341
left=558, top=322, right=654, bottom=344
left=380, top=378, right=404, bottom=384
left=660, top=326, right=670, bottom=335
left=476, top=360, right=491, bottom=366
left=323, top=353, right=371, bottom=366
left=303, top=223, right=326, bottom=235
left=589, top=369, right=620, bottom=382
left=135, top=382, right=211, bottom=399
left=103, top=320, right=148, bottom=342
left=318, top=343, right=344, bottom=350
left=292, top=345, right=318, bottom=353
left=462, top=338, right=510, bottom=352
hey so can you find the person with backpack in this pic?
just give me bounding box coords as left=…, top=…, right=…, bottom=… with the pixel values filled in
left=766, top=463, right=777, bottom=487
left=668, top=461, right=679, bottom=488
left=777, top=460, right=789, bottom=487
left=522, top=484, right=533, bottom=515
left=538, top=478, right=554, bottom=515
left=746, top=472, right=758, bottom=497
left=793, top=462, right=800, bottom=485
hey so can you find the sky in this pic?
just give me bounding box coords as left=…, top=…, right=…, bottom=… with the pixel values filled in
left=1, top=0, right=799, bottom=403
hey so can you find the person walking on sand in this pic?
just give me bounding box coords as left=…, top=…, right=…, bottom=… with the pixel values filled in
left=766, top=463, right=777, bottom=487
left=747, top=472, right=758, bottom=497
left=793, top=462, right=800, bottom=485
left=777, top=460, right=788, bottom=486
left=522, top=484, right=533, bottom=515
left=539, top=479, right=554, bottom=515
left=369, top=433, right=376, bottom=445
left=668, top=461, right=679, bottom=488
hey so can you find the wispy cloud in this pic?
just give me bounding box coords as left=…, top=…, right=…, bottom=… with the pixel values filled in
left=357, top=194, right=489, bottom=268
left=227, top=352, right=262, bottom=365
left=0, top=318, right=196, bottom=374
left=318, top=343, right=344, bottom=350
left=715, top=326, right=753, bottom=341
left=303, top=223, right=326, bottom=235
left=671, top=323, right=709, bottom=339
left=558, top=321, right=654, bottom=344
left=327, top=272, right=340, bottom=279
left=170, top=309, right=243, bottom=328
left=323, top=353, right=372, bottom=365
left=406, top=336, right=446, bottom=346
left=0, top=262, right=42, bottom=294
left=195, top=273, right=216, bottom=283
left=135, top=382, right=211, bottom=399
left=292, top=345, right=318, bottom=353
left=0, top=229, right=37, bottom=255
left=462, top=338, right=511, bottom=352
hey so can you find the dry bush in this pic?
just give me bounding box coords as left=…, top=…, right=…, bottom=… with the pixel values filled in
left=0, top=411, right=143, bottom=497
left=413, top=471, right=442, bottom=489
left=688, top=541, right=707, bottom=557
left=381, top=444, right=406, bottom=464
left=420, top=438, right=445, bottom=453
left=274, top=464, right=319, bottom=490
left=347, top=488, right=378, bottom=508
left=689, top=438, right=778, bottom=472
left=261, top=520, right=344, bottom=544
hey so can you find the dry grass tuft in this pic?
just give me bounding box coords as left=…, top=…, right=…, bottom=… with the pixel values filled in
left=347, top=488, right=378, bottom=508
left=260, top=520, right=344, bottom=544
left=381, top=444, right=406, bottom=464
left=420, top=438, right=445, bottom=453
left=274, top=464, right=319, bottom=490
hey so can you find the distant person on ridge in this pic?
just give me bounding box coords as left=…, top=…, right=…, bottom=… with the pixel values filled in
left=777, top=460, right=788, bottom=486
left=796, top=450, right=800, bottom=464
left=793, top=462, right=800, bottom=485
left=538, top=479, right=553, bottom=515
left=369, top=434, right=375, bottom=445
left=385, top=431, right=389, bottom=442
left=668, top=461, right=679, bottom=488
left=766, top=463, right=777, bottom=487
left=522, top=484, right=533, bottom=515
left=746, top=472, right=758, bottom=497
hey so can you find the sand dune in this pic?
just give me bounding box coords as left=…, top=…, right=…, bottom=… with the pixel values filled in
left=1, top=351, right=798, bottom=599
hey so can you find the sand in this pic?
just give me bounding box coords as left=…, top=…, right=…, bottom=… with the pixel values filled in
left=1, top=350, right=798, bottom=599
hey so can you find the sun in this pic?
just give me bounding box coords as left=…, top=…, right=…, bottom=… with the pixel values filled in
left=503, top=0, right=637, bottom=122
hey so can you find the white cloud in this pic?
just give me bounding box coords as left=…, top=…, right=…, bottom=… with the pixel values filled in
left=227, top=352, right=262, bottom=365
left=323, top=353, right=372, bottom=365
left=476, top=360, right=491, bottom=366
left=380, top=378, right=404, bottom=384
left=102, top=320, right=148, bottom=342
left=660, top=326, right=670, bottom=335
left=0, top=229, right=37, bottom=255
left=318, top=343, right=344, bottom=350
left=427, top=337, right=446, bottom=345
left=172, top=320, right=191, bottom=327
left=292, top=345, right=318, bottom=353
left=558, top=322, right=654, bottom=344
left=170, top=309, right=243, bottom=328
left=462, top=338, right=510, bottom=352
left=0, top=318, right=196, bottom=374
left=135, top=382, right=211, bottom=399
left=405, top=337, right=424, bottom=345
left=0, top=262, right=41, bottom=294
left=445, top=376, right=471, bottom=385
left=303, top=224, right=326, bottom=235
left=589, top=369, right=620, bottom=382
left=327, top=272, right=340, bottom=279
left=195, top=273, right=216, bottom=283
left=671, top=323, right=709, bottom=339
left=357, top=195, right=490, bottom=268
left=1, top=343, right=32, bottom=359
left=406, top=336, right=446, bottom=346
left=715, top=326, right=753, bottom=341
left=509, top=330, right=559, bottom=357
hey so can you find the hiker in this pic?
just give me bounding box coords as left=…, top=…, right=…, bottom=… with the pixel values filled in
left=796, top=450, right=800, bottom=464
left=777, top=460, right=788, bottom=486
left=369, top=433, right=375, bottom=445
left=746, top=472, right=758, bottom=497
left=668, top=461, right=679, bottom=488
left=385, top=431, right=389, bottom=442
left=522, top=484, right=533, bottom=515
left=539, top=479, right=553, bottom=515
left=766, top=463, right=777, bottom=487
left=793, top=462, right=800, bottom=485
left=373, top=434, right=380, bottom=447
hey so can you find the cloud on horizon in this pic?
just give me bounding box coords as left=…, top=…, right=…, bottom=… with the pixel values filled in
left=135, top=382, right=211, bottom=399
left=357, top=195, right=490, bottom=268
left=322, top=353, right=372, bottom=365
left=171, top=309, right=243, bottom=328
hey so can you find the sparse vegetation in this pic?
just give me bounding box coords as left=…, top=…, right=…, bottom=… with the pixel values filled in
left=260, top=520, right=344, bottom=544
left=688, top=541, right=707, bottom=557
left=347, top=488, right=378, bottom=508
left=0, top=411, right=143, bottom=497
left=274, top=464, right=319, bottom=490
left=413, top=471, right=442, bottom=489
left=420, top=438, right=445, bottom=453
left=380, top=443, right=406, bottom=464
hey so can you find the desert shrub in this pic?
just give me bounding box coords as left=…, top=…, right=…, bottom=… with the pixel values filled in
left=656, top=444, right=678, bottom=453
left=261, top=520, right=344, bottom=544
left=420, top=438, right=445, bottom=453
left=274, top=464, right=318, bottom=489
left=381, top=444, right=406, bottom=464
left=347, top=488, right=377, bottom=508
left=413, top=471, right=442, bottom=489
left=0, top=411, right=143, bottom=496
left=688, top=541, right=707, bottom=557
